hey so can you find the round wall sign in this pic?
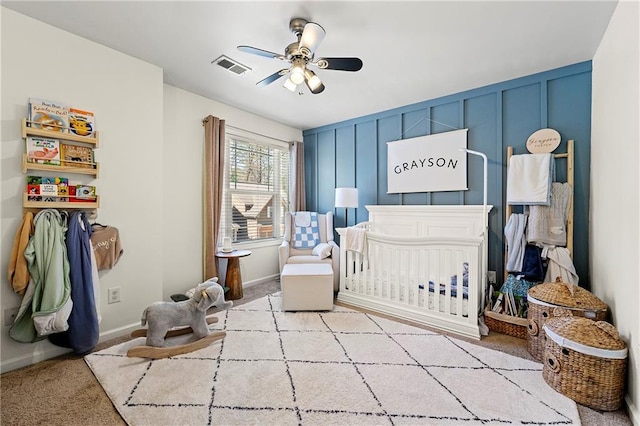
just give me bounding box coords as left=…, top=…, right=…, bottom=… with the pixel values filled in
left=526, top=128, right=561, bottom=153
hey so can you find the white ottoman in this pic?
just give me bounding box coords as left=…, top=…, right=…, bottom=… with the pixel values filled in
left=281, top=263, right=334, bottom=311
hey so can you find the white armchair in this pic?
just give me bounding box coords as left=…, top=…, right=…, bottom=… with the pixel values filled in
left=278, top=211, right=340, bottom=291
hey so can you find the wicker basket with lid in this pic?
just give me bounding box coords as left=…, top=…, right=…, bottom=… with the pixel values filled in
left=542, top=316, right=627, bottom=411
left=526, top=277, right=608, bottom=360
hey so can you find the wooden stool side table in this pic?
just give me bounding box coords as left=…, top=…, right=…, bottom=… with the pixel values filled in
left=215, top=249, right=252, bottom=300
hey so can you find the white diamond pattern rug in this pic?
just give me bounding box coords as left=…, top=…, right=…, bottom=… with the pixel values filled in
left=85, top=294, right=581, bottom=425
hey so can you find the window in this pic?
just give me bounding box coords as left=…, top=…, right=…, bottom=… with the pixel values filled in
left=221, top=131, right=290, bottom=244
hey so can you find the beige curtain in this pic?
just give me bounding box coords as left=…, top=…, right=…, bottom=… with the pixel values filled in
left=202, top=115, right=225, bottom=281
left=290, top=141, right=306, bottom=212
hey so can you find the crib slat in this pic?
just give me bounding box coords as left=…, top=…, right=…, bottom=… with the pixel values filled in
left=432, top=249, right=440, bottom=314
left=390, top=245, right=397, bottom=301
left=346, top=249, right=352, bottom=292
left=445, top=249, right=452, bottom=315
left=410, top=249, right=419, bottom=306
left=362, top=242, right=369, bottom=295
left=368, top=243, right=375, bottom=297
left=418, top=249, right=429, bottom=309
left=455, top=249, right=464, bottom=319
left=356, top=250, right=361, bottom=293
left=399, top=248, right=403, bottom=303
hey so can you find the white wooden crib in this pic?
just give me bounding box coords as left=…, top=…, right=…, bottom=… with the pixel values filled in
left=337, top=205, right=492, bottom=339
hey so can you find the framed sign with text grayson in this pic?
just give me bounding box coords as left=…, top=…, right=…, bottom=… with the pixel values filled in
left=387, top=129, right=468, bottom=194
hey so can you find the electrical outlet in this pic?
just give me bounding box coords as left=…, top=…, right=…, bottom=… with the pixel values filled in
left=108, top=287, right=121, bottom=304
left=488, top=270, right=497, bottom=284
left=3, top=307, right=20, bottom=327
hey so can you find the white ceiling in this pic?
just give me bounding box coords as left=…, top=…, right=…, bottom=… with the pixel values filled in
left=3, top=1, right=618, bottom=130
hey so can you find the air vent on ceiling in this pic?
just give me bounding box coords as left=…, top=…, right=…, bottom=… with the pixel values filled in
left=212, top=55, right=251, bottom=76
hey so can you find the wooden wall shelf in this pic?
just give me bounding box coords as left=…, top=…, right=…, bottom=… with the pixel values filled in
left=23, top=193, right=100, bottom=210
left=20, top=114, right=101, bottom=217
left=22, top=154, right=99, bottom=177
left=22, top=118, right=99, bottom=147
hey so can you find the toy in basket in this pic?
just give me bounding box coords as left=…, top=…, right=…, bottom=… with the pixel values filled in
left=527, top=277, right=608, bottom=360
left=543, top=315, right=627, bottom=411
left=484, top=274, right=537, bottom=340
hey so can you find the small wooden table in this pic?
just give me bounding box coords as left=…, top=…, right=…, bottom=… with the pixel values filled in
left=215, top=249, right=251, bottom=300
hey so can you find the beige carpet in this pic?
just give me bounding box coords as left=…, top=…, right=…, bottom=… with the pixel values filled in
left=0, top=280, right=633, bottom=425
left=86, top=293, right=580, bottom=425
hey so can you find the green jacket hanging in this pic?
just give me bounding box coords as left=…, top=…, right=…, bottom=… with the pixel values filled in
left=10, top=209, right=72, bottom=343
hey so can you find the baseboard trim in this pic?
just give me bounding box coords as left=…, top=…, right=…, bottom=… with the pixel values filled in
left=0, top=321, right=141, bottom=374
left=97, top=321, right=142, bottom=343
left=243, top=274, right=279, bottom=289
left=1, top=345, right=71, bottom=374
left=625, top=394, right=638, bottom=426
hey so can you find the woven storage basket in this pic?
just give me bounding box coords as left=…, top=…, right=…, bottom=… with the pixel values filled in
left=526, top=278, right=608, bottom=360
left=484, top=308, right=528, bottom=339
left=542, top=316, right=627, bottom=411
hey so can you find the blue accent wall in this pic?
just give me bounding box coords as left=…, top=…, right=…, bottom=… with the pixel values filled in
left=303, top=61, right=592, bottom=288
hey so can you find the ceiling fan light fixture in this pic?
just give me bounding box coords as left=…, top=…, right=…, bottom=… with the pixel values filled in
left=307, top=80, right=325, bottom=94
left=290, top=65, right=305, bottom=85
left=283, top=77, right=297, bottom=91
left=304, top=69, right=322, bottom=91
left=298, top=21, right=326, bottom=57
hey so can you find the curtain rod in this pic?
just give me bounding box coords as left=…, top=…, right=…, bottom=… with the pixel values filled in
left=226, top=124, right=296, bottom=145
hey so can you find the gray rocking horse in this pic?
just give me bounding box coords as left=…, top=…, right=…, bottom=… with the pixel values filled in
left=127, top=278, right=232, bottom=359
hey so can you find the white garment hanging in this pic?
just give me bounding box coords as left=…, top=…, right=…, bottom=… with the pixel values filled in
left=527, top=182, right=572, bottom=247
left=542, top=246, right=579, bottom=285
left=294, top=212, right=311, bottom=227
left=507, top=153, right=554, bottom=205
left=345, top=226, right=366, bottom=253
left=504, top=213, right=527, bottom=272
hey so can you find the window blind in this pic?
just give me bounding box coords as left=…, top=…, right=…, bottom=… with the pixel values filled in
left=220, top=132, right=290, bottom=245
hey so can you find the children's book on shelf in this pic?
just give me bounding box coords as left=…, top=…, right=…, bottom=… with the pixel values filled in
left=26, top=176, right=69, bottom=202
left=27, top=175, right=42, bottom=201
left=28, top=98, right=69, bottom=133
left=61, top=143, right=94, bottom=168
left=69, top=184, right=96, bottom=202
left=68, top=107, right=95, bottom=137
left=25, top=137, right=60, bottom=165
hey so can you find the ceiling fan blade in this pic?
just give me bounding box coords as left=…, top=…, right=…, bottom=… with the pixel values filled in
left=256, top=69, right=288, bottom=87
left=238, top=45, right=285, bottom=60
left=299, top=22, right=326, bottom=56
left=316, top=57, right=363, bottom=72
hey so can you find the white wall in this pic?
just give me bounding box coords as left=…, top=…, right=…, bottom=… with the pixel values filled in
left=591, top=1, right=640, bottom=422
left=0, top=8, right=302, bottom=372
left=162, top=85, right=302, bottom=300
left=0, top=8, right=164, bottom=371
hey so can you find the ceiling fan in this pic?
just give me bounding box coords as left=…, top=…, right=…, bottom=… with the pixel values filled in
left=237, top=18, right=363, bottom=94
